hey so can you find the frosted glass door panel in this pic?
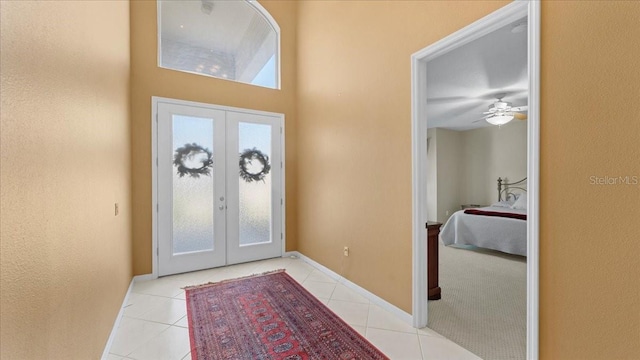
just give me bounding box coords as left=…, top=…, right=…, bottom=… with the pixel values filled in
left=238, top=122, right=272, bottom=246
left=157, top=102, right=226, bottom=276
left=172, top=116, right=215, bottom=254
left=226, top=111, right=282, bottom=265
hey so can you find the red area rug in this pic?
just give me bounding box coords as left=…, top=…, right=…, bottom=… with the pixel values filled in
left=185, top=270, right=389, bottom=360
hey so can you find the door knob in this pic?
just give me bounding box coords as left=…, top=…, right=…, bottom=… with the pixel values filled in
left=219, top=205, right=224, bottom=210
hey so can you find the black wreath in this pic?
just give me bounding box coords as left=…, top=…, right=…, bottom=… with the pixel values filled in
left=239, top=148, right=271, bottom=183
left=173, top=143, right=213, bottom=178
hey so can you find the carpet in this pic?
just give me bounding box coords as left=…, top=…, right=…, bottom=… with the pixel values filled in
left=185, top=270, right=388, bottom=360
left=428, top=242, right=527, bottom=360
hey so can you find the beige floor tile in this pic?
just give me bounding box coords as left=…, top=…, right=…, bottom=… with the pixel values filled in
left=132, top=278, right=184, bottom=298
left=123, top=293, right=170, bottom=319
left=331, top=283, right=369, bottom=304
left=366, top=328, right=422, bottom=360
left=109, top=317, right=170, bottom=356
left=326, top=300, right=369, bottom=327
left=301, top=280, right=336, bottom=299
left=173, top=315, right=189, bottom=328
left=419, top=335, right=482, bottom=360
left=127, top=326, right=190, bottom=360
left=306, top=269, right=338, bottom=283
left=367, top=304, right=416, bottom=334
left=133, top=298, right=187, bottom=325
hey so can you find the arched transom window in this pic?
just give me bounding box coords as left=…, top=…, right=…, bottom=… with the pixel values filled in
left=158, top=0, right=280, bottom=89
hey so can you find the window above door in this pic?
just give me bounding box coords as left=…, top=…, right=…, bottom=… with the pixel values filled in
left=158, top=0, right=280, bottom=89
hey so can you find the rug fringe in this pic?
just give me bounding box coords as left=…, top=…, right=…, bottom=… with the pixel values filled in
left=183, top=269, right=286, bottom=290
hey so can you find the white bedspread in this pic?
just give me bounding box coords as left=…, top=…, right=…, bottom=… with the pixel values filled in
left=439, top=206, right=527, bottom=256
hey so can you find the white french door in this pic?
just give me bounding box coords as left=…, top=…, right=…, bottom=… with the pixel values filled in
left=156, top=100, right=283, bottom=276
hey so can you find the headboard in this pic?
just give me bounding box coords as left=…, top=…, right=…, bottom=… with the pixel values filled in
left=498, top=177, right=527, bottom=202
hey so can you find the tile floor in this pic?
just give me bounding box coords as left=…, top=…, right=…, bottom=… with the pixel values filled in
left=106, top=256, right=481, bottom=360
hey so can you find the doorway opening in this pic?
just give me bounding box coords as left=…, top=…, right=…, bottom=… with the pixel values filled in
left=411, top=1, right=540, bottom=359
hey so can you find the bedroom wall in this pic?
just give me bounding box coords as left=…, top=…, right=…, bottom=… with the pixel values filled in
left=460, top=120, right=527, bottom=205
left=129, top=0, right=299, bottom=275
left=297, top=0, right=639, bottom=357
left=435, top=128, right=463, bottom=223
left=427, top=133, right=438, bottom=222
left=0, top=1, right=132, bottom=359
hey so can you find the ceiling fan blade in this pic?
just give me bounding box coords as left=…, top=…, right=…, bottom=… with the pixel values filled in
left=511, top=105, right=528, bottom=112
left=514, top=112, right=527, bottom=120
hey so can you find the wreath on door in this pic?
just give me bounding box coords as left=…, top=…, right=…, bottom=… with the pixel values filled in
left=239, top=148, right=271, bottom=183
left=173, top=143, right=213, bottom=178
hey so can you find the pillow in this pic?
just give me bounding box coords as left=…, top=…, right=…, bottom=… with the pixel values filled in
left=511, top=194, right=527, bottom=210
left=490, top=200, right=514, bottom=208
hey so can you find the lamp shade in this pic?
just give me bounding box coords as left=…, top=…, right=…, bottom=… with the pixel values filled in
left=486, top=115, right=514, bottom=126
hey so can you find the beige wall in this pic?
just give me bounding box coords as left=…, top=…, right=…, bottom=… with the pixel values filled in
left=130, top=0, right=298, bottom=275
left=296, top=0, right=510, bottom=314
left=540, top=2, right=639, bottom=359
left=461, top=120, right=528, bottom=205
left=297, top=0, right=639, bottom=358
left=0, top=1, right=132, bottom=359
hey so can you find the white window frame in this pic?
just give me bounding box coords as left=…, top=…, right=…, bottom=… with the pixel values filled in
left=156, top=0, right=281, bottom=89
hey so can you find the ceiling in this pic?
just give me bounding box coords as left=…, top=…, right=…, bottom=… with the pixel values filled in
left=160, top=0, right=270, bottom=55
left=426, top=18, right=528, bottom=130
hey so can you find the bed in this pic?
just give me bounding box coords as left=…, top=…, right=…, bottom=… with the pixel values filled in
left=439, top=177, right=527, bottom=256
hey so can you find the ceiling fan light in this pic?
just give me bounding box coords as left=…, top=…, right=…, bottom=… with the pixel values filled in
left=486, top=115, right=514, bottom=126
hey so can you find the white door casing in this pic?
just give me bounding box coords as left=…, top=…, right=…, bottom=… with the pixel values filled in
left=410, top=1, right=540, bottom=359
left=153, top=98, right=284, bottom=276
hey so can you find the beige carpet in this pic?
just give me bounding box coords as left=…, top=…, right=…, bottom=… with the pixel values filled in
left=428, top=242, right=527, bottom=360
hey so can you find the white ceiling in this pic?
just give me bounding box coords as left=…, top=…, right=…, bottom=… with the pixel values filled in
left=426, top=18, right=528, bottom=130
left=160, top=0, right=266, bottom=55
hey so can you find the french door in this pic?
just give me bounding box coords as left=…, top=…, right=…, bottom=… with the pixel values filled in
left=156, top=100, right=283, bottom=276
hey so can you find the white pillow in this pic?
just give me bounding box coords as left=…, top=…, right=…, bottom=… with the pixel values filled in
left=490, top=200, right=514, bottom=208
left=511, top=194, right=527, bottom=210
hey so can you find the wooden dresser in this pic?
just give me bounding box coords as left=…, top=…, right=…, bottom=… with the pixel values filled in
left=426, top=221, right=442, bottom=300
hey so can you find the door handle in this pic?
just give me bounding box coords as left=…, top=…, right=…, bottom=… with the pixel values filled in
left=219, top=205, right=224, bottom=210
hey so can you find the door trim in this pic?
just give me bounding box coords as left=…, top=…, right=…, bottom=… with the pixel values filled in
left=151, top=96, right=286, bottom=278
left=410, top=1, right=540, bottom=359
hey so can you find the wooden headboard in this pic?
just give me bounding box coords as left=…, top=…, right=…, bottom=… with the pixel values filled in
left=498, top=177, right=527, bottom=202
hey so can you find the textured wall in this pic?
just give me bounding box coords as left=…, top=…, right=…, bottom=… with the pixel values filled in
left=0, top=1, right=132, bottom=359
left=539, top=1, right=640, bottom=359
left=130, top=0, right=298, bottom=275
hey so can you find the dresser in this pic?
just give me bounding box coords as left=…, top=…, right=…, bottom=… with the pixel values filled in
left=426, top=221, right=442, bottom=300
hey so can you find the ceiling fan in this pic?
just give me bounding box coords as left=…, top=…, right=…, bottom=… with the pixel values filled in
left=480, top=94, right=528, bottom=125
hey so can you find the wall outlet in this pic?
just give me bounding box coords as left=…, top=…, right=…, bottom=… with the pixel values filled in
left=343, top=246, right=349, bottom=257
left=115, top=203, right=119, bottom=216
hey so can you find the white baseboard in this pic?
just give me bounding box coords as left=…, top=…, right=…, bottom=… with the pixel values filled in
left=288, top=251, right=413, bottom=326
left=101, top=277, right=135, bottom=360
left=133, top=273, right=157, bottom=282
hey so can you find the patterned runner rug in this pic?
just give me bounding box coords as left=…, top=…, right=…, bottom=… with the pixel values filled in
left=185, top=270, right=388, bottom=360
